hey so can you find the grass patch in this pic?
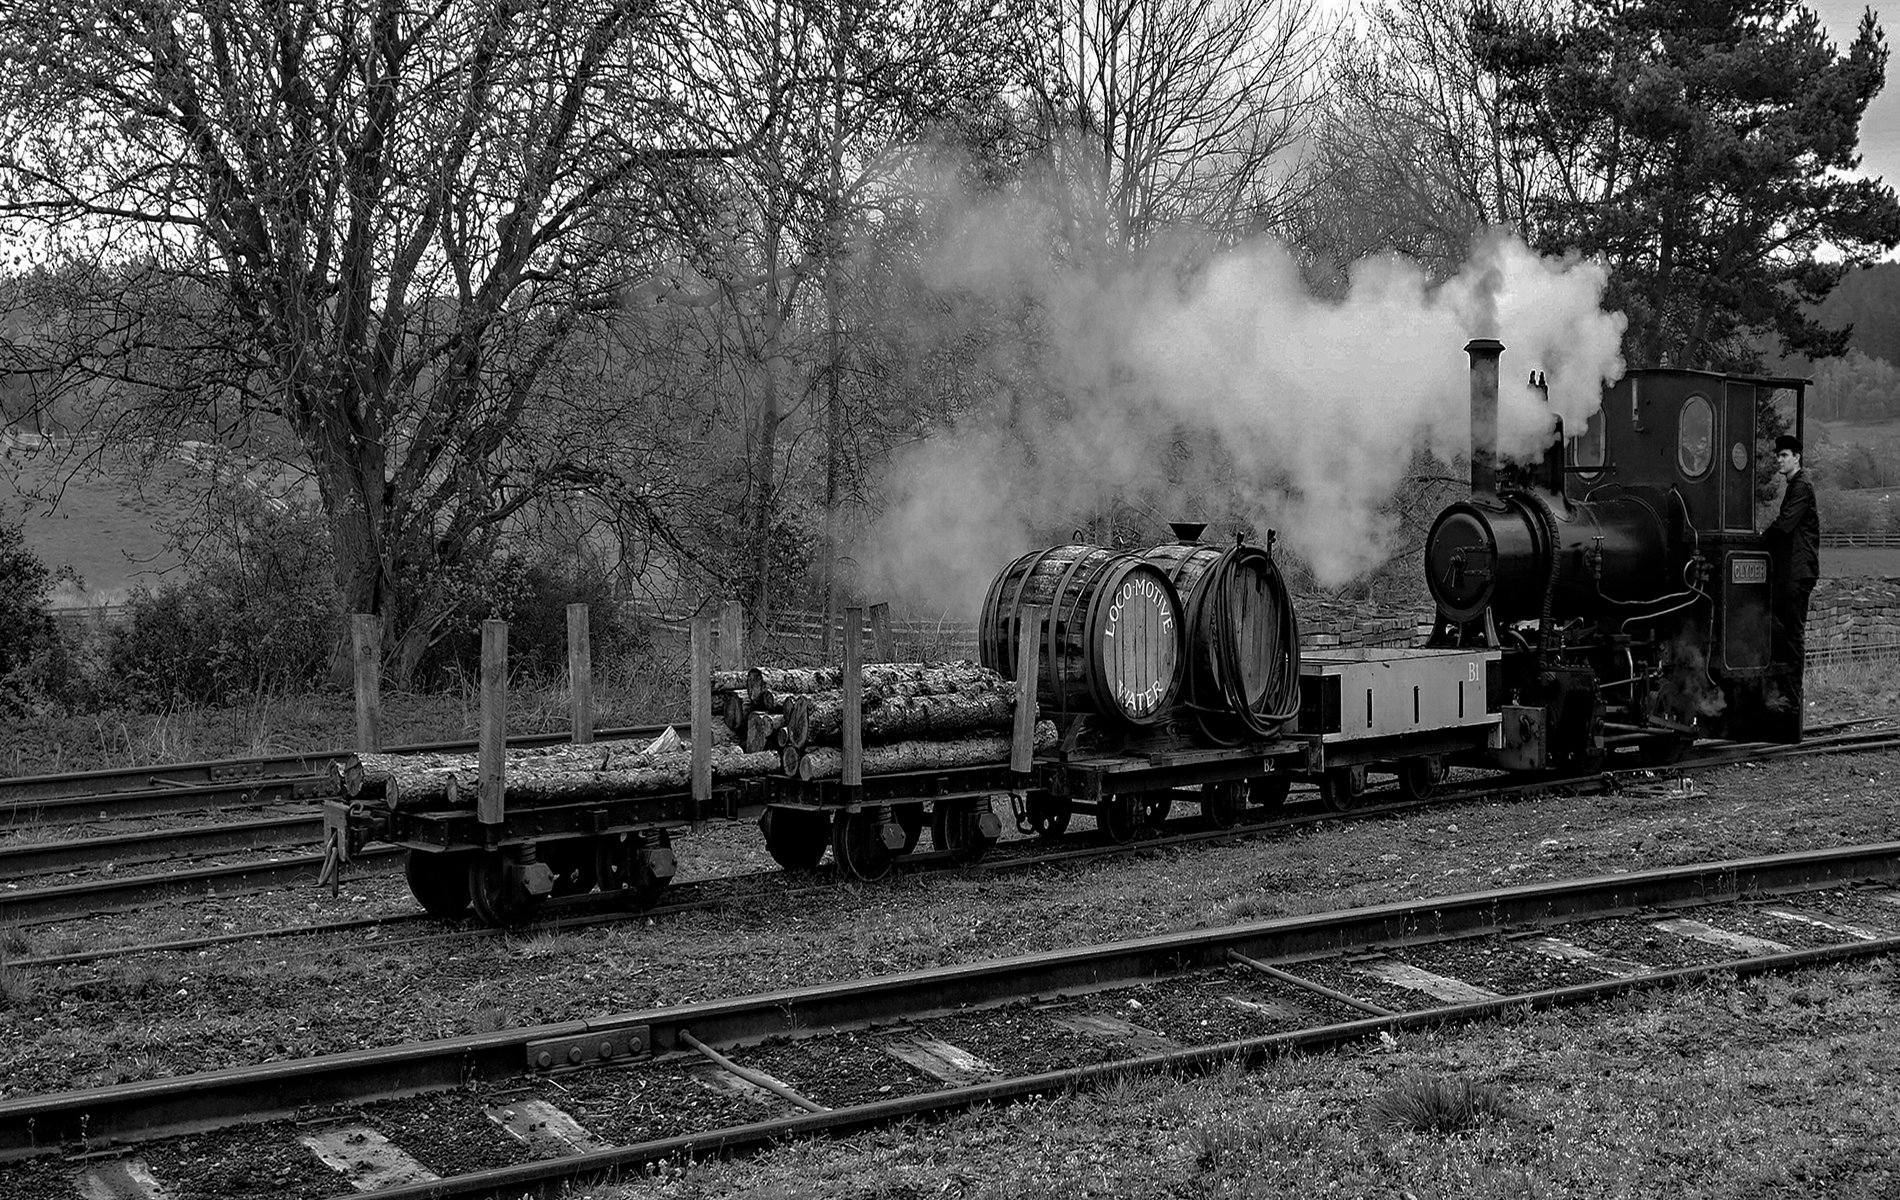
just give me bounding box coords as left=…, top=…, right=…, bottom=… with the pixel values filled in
left=1363, top=1071, right=1521, bottom=1137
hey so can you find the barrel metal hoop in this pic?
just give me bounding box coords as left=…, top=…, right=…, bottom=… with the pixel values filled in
left=988, top=546, right=1063, bottom=677
left=1046, top=547, right=1106, bottom=712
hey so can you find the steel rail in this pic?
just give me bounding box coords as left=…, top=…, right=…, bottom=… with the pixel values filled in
left=0, top=813, right=323, bottom=879
left=0, top=847, right=401, bottom=926
left=4, top=841, right=1898, bottom=1161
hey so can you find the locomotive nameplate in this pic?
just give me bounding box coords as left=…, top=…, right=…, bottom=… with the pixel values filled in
left=1730, top=558, right=1768, bottom=584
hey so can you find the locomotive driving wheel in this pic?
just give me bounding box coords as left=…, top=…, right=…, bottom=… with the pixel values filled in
left=403, top=849, right=473, bottom=919
left=1201, top=781, right=1246, bottom=829
left=1319, top=764, right=1368, bottom=813
left=760, top=807, right=831, bottom=870
left=832, top=807, right=902, bottom=882
left=1397, top=755, right=1447, bottom=801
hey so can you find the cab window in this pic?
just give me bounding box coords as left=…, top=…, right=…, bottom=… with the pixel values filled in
left=1678, top=394, right=1714, bottom=478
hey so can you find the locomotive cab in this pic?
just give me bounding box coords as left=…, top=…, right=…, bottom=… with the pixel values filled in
left=1426, top=341, right=1808, bottom=770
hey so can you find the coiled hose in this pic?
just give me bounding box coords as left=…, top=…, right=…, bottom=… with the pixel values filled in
left=1183, top=540, right=1302, bottom=744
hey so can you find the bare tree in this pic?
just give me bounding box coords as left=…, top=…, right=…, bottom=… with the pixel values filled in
left=0, top=0, right=786, bottom=681
left=1019, top=0, right=1330, bottom=253
left=1293, top=0, right=1543, bottom=288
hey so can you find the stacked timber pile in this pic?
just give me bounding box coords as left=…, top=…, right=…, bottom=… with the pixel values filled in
left=710, top=660, right=1057, bottom=782
left=334, top=726, right=778, bottom=808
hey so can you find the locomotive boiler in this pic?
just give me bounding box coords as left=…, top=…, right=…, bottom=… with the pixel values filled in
left=1425, top=339, right=1806, bottom=769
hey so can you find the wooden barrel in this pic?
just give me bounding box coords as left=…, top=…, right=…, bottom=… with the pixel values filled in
left=1141, top=539, right=1298, bottom=741
left=978, top=545, right=1184, bottom=726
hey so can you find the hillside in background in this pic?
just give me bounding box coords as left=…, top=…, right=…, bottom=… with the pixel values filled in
left=2, top=446, right=192, bottom=605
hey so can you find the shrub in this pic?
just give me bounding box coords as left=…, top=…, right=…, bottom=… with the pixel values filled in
left=0, top=521, right=65, bottom=714
left=410, top=552, right=649, bottom=687
left=104, top=495, right=339, bottom=707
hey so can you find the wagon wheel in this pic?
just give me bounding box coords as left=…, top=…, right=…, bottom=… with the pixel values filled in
left=1253, top=776, right=1292, bottom=817
left=541, top=840, right=599, bottom=897
left=403, top=849, right=472, bottom=920
left=1319, top=764, right=1368, bottom=813
left=1101, top=794, right=1144, bottom=844
left=760, top=807, right=830, bottom=871
left=930, top=797, right=1000, bottom=864
left=1144, top=793, right=1173, bottom=827
left=1397, top=755, right=1448, bottom=802
left=894, top=803, right=926, bottom=855
left=1024, top=793, right=1072, bottom=839
left=831, top=808, right=896, bottom=883
left=1201, top=781, right=1246, bottom=830
left=466, top=851, right=547, bottom=927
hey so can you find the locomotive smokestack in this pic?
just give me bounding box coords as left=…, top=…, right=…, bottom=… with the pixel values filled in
left=1466, top=338, right=1504, bottom=494
left=1169, top=521, right=1207, bottom=543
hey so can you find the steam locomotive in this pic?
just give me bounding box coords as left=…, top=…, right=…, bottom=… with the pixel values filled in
left=1424, top=339, right=1808, bottom=767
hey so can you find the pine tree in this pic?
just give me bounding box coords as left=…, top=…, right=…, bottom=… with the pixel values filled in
left=1473, top=0, right=1900, bottom=369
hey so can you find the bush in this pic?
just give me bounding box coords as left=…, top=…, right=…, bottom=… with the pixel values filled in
left=104, top=496, right=340, bottom=707
left=410, top=553, right=649, bottom=688
left=0, top=521, right=64, bottom=714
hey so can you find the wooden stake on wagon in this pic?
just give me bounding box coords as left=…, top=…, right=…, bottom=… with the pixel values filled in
left=478, top=619, right=508, bottom=827
left=567, top=603, right=594, bottom=746
left=842, top=605, right=864, bottom=788
left=719, top=599, right=747, bottom=672
left=352, top=613, right=382, bottom=754
left=869, top=602, right=894, bottom=663
left=1011, top=606, right=1044, bottom=775
left=691, top=614, right=712, bottom=824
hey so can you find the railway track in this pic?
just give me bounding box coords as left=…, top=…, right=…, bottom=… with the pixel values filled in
left=5, top=720, right=1895, bottom=943
left=2, top=844, right=1897, bottom=1198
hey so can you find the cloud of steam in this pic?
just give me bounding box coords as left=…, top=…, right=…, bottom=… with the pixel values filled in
left=859, top=197, right=1626, bottom=616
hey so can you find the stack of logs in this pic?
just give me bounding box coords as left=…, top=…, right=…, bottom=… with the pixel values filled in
left=335, top=723, right=782, bottom=808
left=334, top=659, right=1052, bottom=807
left=715, top=660, right=1055, bottom=781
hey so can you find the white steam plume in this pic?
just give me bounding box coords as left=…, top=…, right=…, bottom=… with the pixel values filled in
left=860, top=212, right=1625, bottom=616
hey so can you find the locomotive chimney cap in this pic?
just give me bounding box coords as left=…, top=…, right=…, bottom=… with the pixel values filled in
left=1169, top=521, right=1207, bottom=542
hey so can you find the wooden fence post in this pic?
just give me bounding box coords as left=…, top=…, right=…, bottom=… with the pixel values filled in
left=566, top=603, right=594, bottom=745
left=351, top=613, right=382, bottom=754
left=478, top=620, right=508, bottom=827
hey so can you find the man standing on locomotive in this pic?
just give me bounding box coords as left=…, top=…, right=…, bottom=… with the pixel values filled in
left=1764, top=433, right=1820, bottom=733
